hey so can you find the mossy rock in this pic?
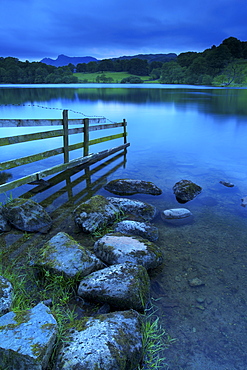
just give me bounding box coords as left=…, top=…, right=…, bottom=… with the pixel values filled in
left=173, top=180, right=202, bottom=203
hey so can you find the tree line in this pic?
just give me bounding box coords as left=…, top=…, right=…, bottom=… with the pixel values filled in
left=160, top=37, right=247, bottom=85
left=0, top=37, right=247, bottom=85
left=0, top=58, right=79, bottom=84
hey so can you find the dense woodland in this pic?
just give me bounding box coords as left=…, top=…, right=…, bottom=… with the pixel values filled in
left=0, top=37, right=247, bottom=85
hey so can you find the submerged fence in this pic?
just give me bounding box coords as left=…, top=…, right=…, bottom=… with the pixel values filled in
left=0, top=110, right=129, bottom=193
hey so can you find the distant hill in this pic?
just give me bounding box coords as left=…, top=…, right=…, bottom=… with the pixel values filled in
left=40, top=54, right=98, bottom=67
left=112, top=53, right=177, bottom=63
left=40, top=53, right=177, bottom=67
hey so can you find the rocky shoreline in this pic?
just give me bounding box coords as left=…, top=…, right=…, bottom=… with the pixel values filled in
left=0, top=178, right=202, bottom=369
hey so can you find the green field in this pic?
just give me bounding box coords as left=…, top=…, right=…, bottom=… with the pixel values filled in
left=74, top=71, right=159, bottom=83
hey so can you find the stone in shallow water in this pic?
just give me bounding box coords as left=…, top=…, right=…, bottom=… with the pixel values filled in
left=173, top=179, right=202, bottom=203
left=104, top=179, right=162, bottom=196
left=161, top=208, right=192, bottom=219
left=219, top=180, right=234, bottom=188
left=161, top=208, right=193, bottom=226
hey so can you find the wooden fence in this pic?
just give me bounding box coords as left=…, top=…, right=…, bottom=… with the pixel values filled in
left=0, top=110, right=129, bottom=193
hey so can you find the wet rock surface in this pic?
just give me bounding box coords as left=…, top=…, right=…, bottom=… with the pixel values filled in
left=104, top=178, right=162, bottom=195
left=173, top=179, right=202, bottom=203
left=74, top=195, right=120, bottom=233
left=107, top=196, right=157, bottom=221
left=0, top=303, right=57, bottom=370
left=78, top=262, right=150, bottom=311
left=55, top=310, right=143, bottom=370
left=1, top=198, right=52, bottom=233
left=36, top=232, right=105, bottom=278
left=94, top=233, right=163, bottom=270
left=114, top=219, right=159, bottom=241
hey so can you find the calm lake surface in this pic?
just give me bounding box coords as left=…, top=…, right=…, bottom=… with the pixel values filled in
left=1, top=84, right=247, bottom=369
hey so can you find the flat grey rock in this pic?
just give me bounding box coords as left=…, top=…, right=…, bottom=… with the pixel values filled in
left=2, top=198, right=52, bottom=233
left=104, top=179, right=162, bottom=195
left=107, top=196, right=157, bottom=221
left=55, top=310, right=143, bottom=370
left=114, top=220, right=159, bottom=241
left=94, top=234, right=163, bottom=270
left=161, top=208, right=192, bottom=219
left=0, top=302, right=57, bottom=370
left=0, top=276, right=13, bottom=316
left=78, top=262, right=150, bottom=311
left=37, top=232, right=105, bottom=278
left=74, top=195, right=120, bottom=233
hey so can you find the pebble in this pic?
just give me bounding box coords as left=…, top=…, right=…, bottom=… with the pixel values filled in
left=188, top=277, right=205, bottom=287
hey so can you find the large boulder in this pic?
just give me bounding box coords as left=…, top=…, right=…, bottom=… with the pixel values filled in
left=36, top=232, right=105, bottom=278
left=107, top=197, right=157, bottom=221
left=104, top=179, right=162, bottom=196
left=173, top=179, right=202, bottom=203
left=94, top=234, right=163, bottom=270
left=114, top=220, right=159, bottom=241
left=78, top=262, right=150, bottom=311
left=0, top=302, right=57, bottom=370
left=0, top=276, right=13, bottom=316
left=74, top=195, right=120, bottom=233
left=55, top=310, right=143, bottom=370
left=2, top=198, right=52, bottom=233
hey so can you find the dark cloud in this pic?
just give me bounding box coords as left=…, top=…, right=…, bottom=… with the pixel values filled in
left=0, top=0, right=246, bottom=60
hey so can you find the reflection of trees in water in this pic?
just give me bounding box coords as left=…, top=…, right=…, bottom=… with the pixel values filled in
left=1, top=86, right=247, bottom=117
left=0, top=172, right=12, bottom=185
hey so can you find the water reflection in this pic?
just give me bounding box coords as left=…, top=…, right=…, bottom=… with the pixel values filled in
left=1, top=85, right=247, bottom=369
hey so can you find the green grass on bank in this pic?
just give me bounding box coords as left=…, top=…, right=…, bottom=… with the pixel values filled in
left=74, top=71, right=159, bottom=84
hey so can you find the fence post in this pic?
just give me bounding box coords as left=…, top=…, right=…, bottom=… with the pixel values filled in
left=123, top=119, right=127, bottom=144
left=62, top=110, right=69, bottom=163
left=83, top=118, right=89, bottom=157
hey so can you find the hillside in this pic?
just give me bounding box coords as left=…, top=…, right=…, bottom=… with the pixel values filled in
left=40, top=54, right=98, bottom=67
left=112, top=53, right=177, bottom=63
left=40, top=53, right=177, bottom=67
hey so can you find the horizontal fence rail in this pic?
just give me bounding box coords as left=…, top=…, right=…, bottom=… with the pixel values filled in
left=0, top=110, right=129, bottom=193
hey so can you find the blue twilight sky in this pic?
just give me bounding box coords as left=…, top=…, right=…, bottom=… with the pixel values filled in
left=1, top=0, right=247, bottom=61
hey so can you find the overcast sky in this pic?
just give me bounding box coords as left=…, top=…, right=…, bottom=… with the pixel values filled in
left=1, top=0, right=247, bottom=61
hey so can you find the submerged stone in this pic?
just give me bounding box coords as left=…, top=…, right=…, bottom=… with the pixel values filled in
left=219, top=180, right=234, bottom=188
left=94, top=233, right=163, bottom=270
left=104, top=179, right=162, bottom=196
left=0, top=302, right=57, bottom=370
left=78, top=262, right=150, bottom=311
left=55, top=310, right=143, bottom=370
left=2, top=198, right=52, bottom=233
left=37, top=232, right=105, bottom=278
left=173, top=179, right=202, bottom=203
left=161, top=208, right=193, bottom=226
left=74, top=195, right=120, bottom=233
